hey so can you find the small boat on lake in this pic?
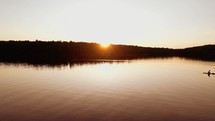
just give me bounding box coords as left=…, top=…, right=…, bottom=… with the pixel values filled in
left=203, top=70, right=215, bottom=77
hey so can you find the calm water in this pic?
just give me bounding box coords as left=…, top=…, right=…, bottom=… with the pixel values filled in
left=0, top=58, right=215, bottom=121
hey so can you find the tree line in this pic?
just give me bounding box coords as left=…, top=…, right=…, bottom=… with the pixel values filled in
left=0, top=40, right=214, bottom=64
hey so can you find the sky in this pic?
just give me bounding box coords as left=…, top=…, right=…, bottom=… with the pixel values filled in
left=0, top=0, right=215, bottom=48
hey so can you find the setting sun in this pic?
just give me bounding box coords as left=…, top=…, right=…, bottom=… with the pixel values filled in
left=100, top=43, right=110, bottom=48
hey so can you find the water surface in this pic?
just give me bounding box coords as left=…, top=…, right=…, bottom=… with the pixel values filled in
left=0, top=58, right=215, bottom=121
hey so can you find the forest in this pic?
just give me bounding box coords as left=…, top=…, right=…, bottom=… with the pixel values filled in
left=0, top=40, right=215, bottom=64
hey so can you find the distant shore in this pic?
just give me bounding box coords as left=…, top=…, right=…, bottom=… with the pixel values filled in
left=0, top=41, right=215, bottom=64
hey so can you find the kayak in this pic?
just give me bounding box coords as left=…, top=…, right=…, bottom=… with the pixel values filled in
left=203, top=72, right=215, bottom=75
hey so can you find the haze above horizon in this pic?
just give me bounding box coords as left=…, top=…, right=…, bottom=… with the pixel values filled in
left=0, top=0, right=215, bottom=48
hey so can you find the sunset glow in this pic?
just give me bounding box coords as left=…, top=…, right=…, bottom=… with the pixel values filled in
left=1, top=0, right=215, bottom=121
left=0, top=0, right=215, bottom=48
left=100, top=43, right=110, bottom=48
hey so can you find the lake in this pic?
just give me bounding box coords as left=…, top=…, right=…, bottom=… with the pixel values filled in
left=0, top=57, right=215, bottom=121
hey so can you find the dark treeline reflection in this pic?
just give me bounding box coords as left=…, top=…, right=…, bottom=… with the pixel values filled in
left=0, top=41, right=215, bottom=63
left=0, top=59, right=130, bottom=69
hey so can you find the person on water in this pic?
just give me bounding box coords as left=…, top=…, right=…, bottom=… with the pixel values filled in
left=208, top=70, right=211, bottom=77
left=208, top=70, right=211, bottom=74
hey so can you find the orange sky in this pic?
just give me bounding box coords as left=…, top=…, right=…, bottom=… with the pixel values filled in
left=0, top=0, right=215, bottom=48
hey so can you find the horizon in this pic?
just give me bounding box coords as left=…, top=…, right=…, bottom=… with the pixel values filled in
left=0, top=39, right=214, bottom=49
left=0, top=0, right=215, bottom=48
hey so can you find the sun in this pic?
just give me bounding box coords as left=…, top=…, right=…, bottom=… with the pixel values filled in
left=100, top=43, right=110, bottom=48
